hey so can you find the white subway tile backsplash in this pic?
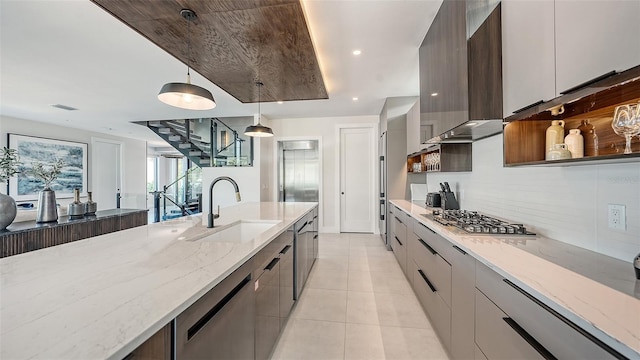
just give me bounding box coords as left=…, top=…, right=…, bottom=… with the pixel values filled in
left=427, top=135, right=640, bottom=262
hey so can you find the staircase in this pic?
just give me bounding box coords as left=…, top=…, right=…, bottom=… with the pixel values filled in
left=146, top=119, right=213, bottom=167
left=137, top=118, right=253, bottom=167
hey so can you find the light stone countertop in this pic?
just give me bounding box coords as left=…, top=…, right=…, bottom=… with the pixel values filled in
left=391, top=199, right=640, bottom=359
left=0, top=202, right=316, bottom=360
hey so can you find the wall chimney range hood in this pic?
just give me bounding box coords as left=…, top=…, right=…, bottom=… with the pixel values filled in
left=420, top=0, right=503, bottom=144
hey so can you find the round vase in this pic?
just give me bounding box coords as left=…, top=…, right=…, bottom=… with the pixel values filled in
left=565, top=129, right=584, bottom=158
left=0, top=193, right=17, bottom=230
left=545, top=120, right=566, bottom=159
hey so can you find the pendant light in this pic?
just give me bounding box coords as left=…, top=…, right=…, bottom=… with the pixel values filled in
left=244, top=81, right=274, bottom=137
left=158, top=9, right=216, bottom=110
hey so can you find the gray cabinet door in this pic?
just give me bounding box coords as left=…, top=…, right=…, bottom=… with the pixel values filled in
left=176, top=261, right=255, bottom=360
left=279, top=240, right=295, bottom=327
left=475, top=288, right=546, bottom=360
left=255, top=257, right=281, bottom=360
left=450, top=245, right=476, bottom=360
left=294, top=218, right=309, bottom=299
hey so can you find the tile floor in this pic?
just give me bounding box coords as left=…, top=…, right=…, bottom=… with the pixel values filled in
left=271, top=233, right=450, bottom=360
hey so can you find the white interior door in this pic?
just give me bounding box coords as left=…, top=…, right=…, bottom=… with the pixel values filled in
left=340, top=127, right=374, bottom=233
left=91, top=138, right=122, bottom=210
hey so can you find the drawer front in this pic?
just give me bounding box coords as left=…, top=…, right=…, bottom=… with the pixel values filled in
left=392, top=232, right=407, bottom=274
left=393, top=214, right=407, bottom=239
left=412, top=261, right=451, bottom=350
left=476, top=263, right=620, bottom=360
left=413, top=220, right=449, bottom=256
left=475, top=345, right=488, bottom=360
left=475, top=288, right=546, bottom=360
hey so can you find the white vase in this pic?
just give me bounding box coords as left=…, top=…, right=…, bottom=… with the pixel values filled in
left=565, top=129, right=584, bottom=158
left=0, top=193, right=17, bottom=230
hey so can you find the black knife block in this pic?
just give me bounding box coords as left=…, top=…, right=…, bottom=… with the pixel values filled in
left=439, top=191, right=460, bottom=210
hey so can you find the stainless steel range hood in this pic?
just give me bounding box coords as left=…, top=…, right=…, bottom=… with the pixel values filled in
left=424, top=119, right=504, bottom=144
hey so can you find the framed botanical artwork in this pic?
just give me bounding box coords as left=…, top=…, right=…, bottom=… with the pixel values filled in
left=8, top=134, right=88, bottom=200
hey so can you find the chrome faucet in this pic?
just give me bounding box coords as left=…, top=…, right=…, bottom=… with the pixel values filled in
left=208, top=176, right=241, bottom=228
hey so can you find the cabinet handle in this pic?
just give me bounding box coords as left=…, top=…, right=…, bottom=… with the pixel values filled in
left=313, top=235, right=318, bottom=240
left=502, top=279, right=627, bottom=359
left=122, top=353, right=135, bottom=360
left=280, top=245, right=292, bottom=255
left=502, top=317, right=557, bottom=360
left=297, top=221, right=308, bottom=233
left=560, top=70, right=617, bottom=95
left=417, top=269, right=437, bottom=293
left=452, top=245, right=467, bottom=255
left=421, top=223, right=436, bottom=234
left=187, top=274, right=251, bottom=341
left=394, top=235, right=403, bottom=246
left=265, top=257, right=280, bottom=271
left=395, top=216, right=403, bottom=225
left=418, top=238, right=437, bottom=255
left=513, top=99, right=544, bottom=114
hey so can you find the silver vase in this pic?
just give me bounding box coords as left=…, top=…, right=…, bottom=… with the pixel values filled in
left=36, top=188, right=58, bottom=223
left=0, top=193, right=17, bottom=230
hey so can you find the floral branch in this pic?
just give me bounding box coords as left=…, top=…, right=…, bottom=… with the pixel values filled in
left=28, top=159, right=65, bottom=189
left=0, top=147, right=21, bottom=183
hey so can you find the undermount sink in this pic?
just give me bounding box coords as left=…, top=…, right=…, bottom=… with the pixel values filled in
left=180, top=220, right=281, bottom=243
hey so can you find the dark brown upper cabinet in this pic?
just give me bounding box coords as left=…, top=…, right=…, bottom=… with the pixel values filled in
left=420, top=0, right=502, bottom=143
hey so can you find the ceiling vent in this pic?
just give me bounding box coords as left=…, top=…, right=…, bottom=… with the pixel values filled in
left=51, top=104, right=78, bottom=111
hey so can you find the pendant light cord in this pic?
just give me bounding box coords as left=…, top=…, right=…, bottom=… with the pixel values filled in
left=258, top=82, right=261, bottom=123
left=186, top=14, right=191, bottom=79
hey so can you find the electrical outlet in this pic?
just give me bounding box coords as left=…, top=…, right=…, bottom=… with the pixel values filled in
left=608, top=204, right=626, bottom=231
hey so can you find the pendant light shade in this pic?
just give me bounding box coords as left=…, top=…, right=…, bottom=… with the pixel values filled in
left=245, top=81, right=274, bottom=137
left=244, top=123, right=274, bottom=137
left=158, top=9, right=216, bottom=110
left=158, top=75, right=216, bottom=110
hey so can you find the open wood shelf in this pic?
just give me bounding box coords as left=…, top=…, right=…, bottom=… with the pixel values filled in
left=407, top=143, right=472, bottom=173
left=504, top=65, right=640, bottom=166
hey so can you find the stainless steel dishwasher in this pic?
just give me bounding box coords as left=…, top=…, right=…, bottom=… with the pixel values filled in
left=176, top=260, right=255, bottom=360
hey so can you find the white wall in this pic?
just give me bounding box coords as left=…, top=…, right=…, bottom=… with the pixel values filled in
left=0, top=115, right=147, bottom=210
left=267, top=115, right=379, bottom=233
left=426, top=135, right=640, bottom=263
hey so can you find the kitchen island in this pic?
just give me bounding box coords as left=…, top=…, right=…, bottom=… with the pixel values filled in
left=390, top=199, right=640, bottom=359
left=0, top=202, right=316, bottom=360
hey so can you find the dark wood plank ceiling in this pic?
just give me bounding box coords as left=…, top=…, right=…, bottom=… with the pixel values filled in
left=91, top=0, right=328, bottom=103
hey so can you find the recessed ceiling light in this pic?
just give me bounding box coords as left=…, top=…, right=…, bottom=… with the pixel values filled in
left=352, top=50, right=362, bottom=56
left=352, top=97, right=359, bottom=101
left=277, top=101, right=284, bottom=104
left=431, top=92, right=438, bottom=97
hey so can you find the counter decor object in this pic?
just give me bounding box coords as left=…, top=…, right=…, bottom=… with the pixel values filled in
left=612, top=103, right=640, bottom=154
left=577, top=119, right=599, bottom=156
left=0, top=147, right=21, bottom=230
left=67, top=188, right=84, bottom=219
left=547, top=143, right=572, bottom=161
left=545, top=120, right=566, bottom=160
left=635, top=253, right=640, bottom=280
left=84, top=191, right=97, bottom=215
left=29, top=159, right=65, bottom=223
left=564, top=129, right=584, bottom=158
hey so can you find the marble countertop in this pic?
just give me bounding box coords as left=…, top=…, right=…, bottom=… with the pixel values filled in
left=390, top=199, right=640, bottom=358
left=0, top=202, right=316, bottom=360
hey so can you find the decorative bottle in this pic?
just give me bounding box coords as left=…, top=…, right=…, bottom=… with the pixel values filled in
left=564, top=129, right=584, bottom=158
left=545, top=120, right=565, bottom=160
left=578, top=119, right=599, bottom=156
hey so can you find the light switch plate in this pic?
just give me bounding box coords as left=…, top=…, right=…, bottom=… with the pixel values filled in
left=608, top=204, right=626, bottom=231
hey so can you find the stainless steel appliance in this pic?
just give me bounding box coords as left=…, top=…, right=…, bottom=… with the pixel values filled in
left=427, top=210, right=534, bottom=235
left=378, top=132, right=387, bottom=247
left=426, top=192, right=441, bottom=207
left=278, top=140, right=319, bottom=203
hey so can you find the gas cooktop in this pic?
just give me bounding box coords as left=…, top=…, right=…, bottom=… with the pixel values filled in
left=427, top=210, right=535, bottom=236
